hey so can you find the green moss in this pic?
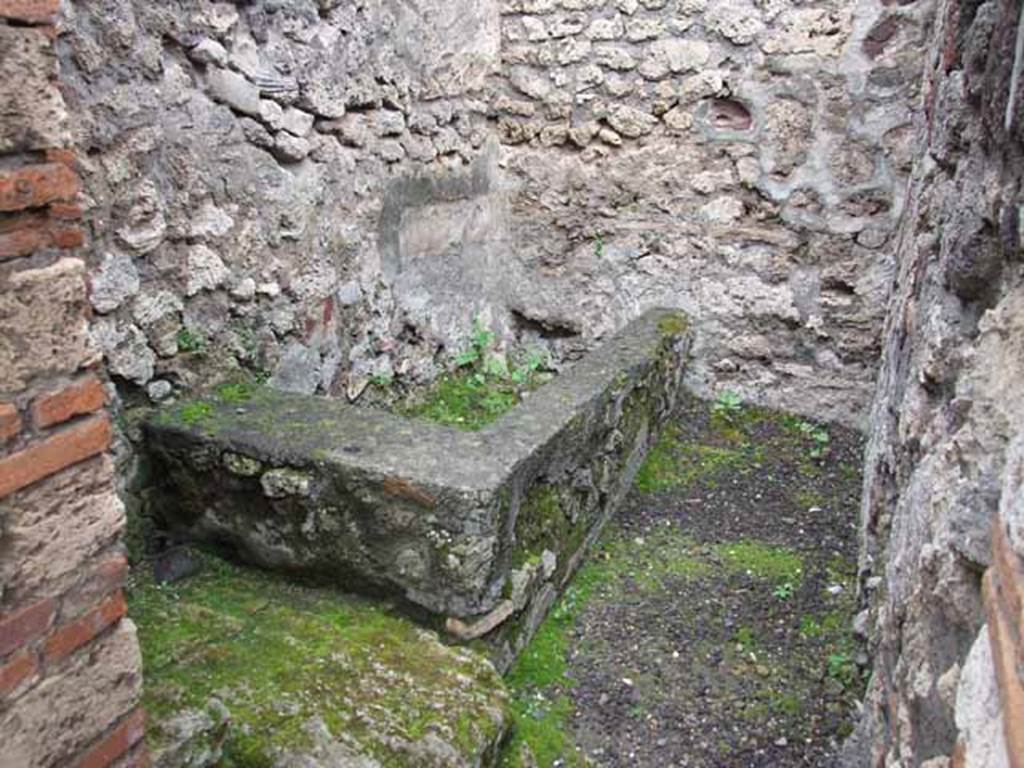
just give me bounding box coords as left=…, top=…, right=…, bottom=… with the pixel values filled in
left=635, top=426, right=763, bottom=493
left=792, top=488, right=827, bottom=510
left=130, top=553, right=508, bottom=766
left=774, top=693, right=803, bottom=717
left=656, top=312, right=689, bottom=337
left=514, top=485, right=570, bottom=569
left=713, top=540, right=804, bottom=585
left=501, top=561, right=605, bottom=768
left=178, top=401, right=214, bottom=426
left=799, top=616, right=825, bottom=639
left=215, top=382, right=258, bottom=404
left=734, top=625, right=759, bottom=652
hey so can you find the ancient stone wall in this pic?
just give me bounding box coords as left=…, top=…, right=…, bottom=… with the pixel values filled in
left=60, top=0, right=935, bottom=427
left=491, top=0, right=935, bottom=425
left=0, top=1, right=144, bottom=765
left=59, top=0, right=504, bottom=404
left=850, top=1, right=1024, bottom=765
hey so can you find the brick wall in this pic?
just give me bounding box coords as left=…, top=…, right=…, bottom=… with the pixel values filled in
left=0, top=1, right=144, bottom=766
left=984, top=512, right=1024, bottom=767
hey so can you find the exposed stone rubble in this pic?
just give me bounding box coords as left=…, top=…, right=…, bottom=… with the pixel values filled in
left=143, top=308, right=689, bottom=669
left=59, top=0, right=935, bottom=427
left=847, top=1, right=1024, bottom=765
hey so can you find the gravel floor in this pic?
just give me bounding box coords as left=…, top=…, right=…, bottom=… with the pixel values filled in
left=503, top=396, right=866, bottom=768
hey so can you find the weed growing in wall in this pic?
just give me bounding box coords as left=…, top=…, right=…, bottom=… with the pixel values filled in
left=401, top=316, right=552, bottom=430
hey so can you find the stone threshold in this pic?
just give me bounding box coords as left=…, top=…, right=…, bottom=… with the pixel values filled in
left=143, top=308, right=690, bottom=669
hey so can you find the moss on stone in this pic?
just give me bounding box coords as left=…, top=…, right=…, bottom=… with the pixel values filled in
left=656, top=311, right=689, bottom=337
left=215, top=381, right=259, bottom=404
left=513, top=485, right=571, bottom=569
left=129, top=553, right=509, bottom=767
left=501, top=560, right=606, bottom=768
left=399, top=371, right=522, bottom=431
left=178, top=401, right=214, bottom=427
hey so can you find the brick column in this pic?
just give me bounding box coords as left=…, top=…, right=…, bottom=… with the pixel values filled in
left=0, top=1, right=145, bottom=766
left=985, top=521, right=1024, bottom=768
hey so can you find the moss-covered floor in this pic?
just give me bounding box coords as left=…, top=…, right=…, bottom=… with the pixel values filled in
left=129, top=557, right=509, bottom=767
left=499, top=396, right=865, bottom=767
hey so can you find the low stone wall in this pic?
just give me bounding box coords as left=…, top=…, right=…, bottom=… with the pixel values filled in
left=144, top=307, right=689, bottom=667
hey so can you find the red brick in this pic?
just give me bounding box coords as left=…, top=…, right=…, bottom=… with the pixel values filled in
left=994, top=519, right=1024, bottom=636
left=0, top=597, right=55, bottom=657
left=43, top=591, right=126, bottom=664
left=50, top=201, right=85, bottom=220
left=45, top=148, right=77, bottom=168
left=63, top=555, right=129, bottom=619
left=0, top=403, right=21, bottom=443
left=74, top=708, right=146, bottom=768
left=0, top=211, right=84, bottom=260
left=0, top=0, right=59, bottom=23
left=0, top=414, right=112, bottom=499
left=112, top=743, right=150, bottom=768
left=984, top=569, right=1024, bottom=768
left=31, top=376, right=107, bottom=429
left=0, top=163, right=80, bottom=212
left=0, top=650, right=38, bottom=697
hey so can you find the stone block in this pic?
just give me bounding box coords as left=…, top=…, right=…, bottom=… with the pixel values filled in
left=0, top=402, right=21, bottom=442
left=0, top=650, right=38, bottom=700
left=0, top=456, right=124, bottom=608
left=206, top=68, right=260, bottom=117
left=76, top=709, right=146, bottom=768
left=0, top=597, right=54, bottom=657
left=44, top=591, right=127, bottom=664
left=145, top=309, right=689, bottom=668
left=0, top=211, right=83, bottom=261
left=0, top=26, right=68, bottom=153
left=0, top=258, right=96, bottom=394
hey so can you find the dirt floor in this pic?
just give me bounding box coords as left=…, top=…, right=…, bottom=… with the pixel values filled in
left=501, top=395, right=866, bottom=768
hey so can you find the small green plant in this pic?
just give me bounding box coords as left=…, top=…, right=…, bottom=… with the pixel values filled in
left=827, top=652, right=857, bottom=689
left=773, top=582, right=795, bottom=601
left=405, top=319, right=551, bottom=431
left=734, top=625, right=758, bottom=652
left=455, top=316, right=497, bottom=368
left=712, top=391, right=743, bottom=422
left=177, top=327, right=207, bottom=356
left=799, top=616, right=824, bottom=639
left=369, top=371, right=394, bottom=388
left=795, top=420, right=831, bottom=459
left=510, top=348, right=548, bottom=386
